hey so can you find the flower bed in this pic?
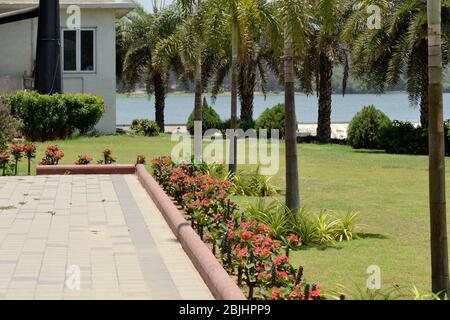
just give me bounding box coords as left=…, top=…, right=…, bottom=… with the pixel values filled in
left=151, top=156, right=321, bottom=300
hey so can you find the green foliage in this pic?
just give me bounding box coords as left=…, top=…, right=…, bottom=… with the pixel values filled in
left=255, top=104, right=285, bottom=138
left=187, top=98, right=223, bottom=135
left=0, top=102, right=21, bottom=148
left=131, top=119, right=161, bottom=137
left=246, top=199, right=291, bottom=240
left=4, top=91, right=105, bottom=141
left=289, top=208, right=361, bottom=246
left=61, top=94, right=105, bottom=135
left=379, top=121, right=428, bottom=155
left=230, top=167, right=277, bottom=197
left=246, top=199, right=361, bottom=246
left=347, top=105, right=391, bottom=149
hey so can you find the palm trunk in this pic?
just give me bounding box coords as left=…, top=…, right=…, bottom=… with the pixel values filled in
left=427, top=0, right=449, bottom=297
left=284, top=31, right=301, bottom=212
left=239, top=55, right=256, bottom=123
left=229, top=16, right=239, bottom=173
left=194, top=56, right=203, bottom=163
left=153, top=72, right=165, bottom=133
left=317, top=52, right=333, bottom=142
left=421, top=43, right=430, bottom=128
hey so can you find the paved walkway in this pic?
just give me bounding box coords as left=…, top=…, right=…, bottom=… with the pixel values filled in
left=0, top=175, right=212, bottom=300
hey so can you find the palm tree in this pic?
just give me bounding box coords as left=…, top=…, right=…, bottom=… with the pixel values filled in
left=344, top=0, right=450, bottom=128
left=427, top=0, right=449, bottom=298
left=298, top=0, right=351, bottom=142
left=273, top=0, right=312, bottom=211
left=120, top=4, right=183, bottom=132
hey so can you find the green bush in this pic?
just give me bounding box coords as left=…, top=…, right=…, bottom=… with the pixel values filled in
left=347, top=105, right=391, bottom=149
left=187, top=98, right=222, bottom=135
left=4, top=91, right=105, bottom=141
left=221, top=118, right=256, bottom=133
left=131, top=119, right=160, bottom=137
left=62, top=93, right=105, bottom=135
left=255, top=103, right=285, bottom=137
left=0, top=102, right=21, bottom=148
left=378, top=121, right=428, bottom=155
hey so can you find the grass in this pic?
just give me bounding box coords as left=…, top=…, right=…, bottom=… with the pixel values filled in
left=11, top=134, right=450, bottom=294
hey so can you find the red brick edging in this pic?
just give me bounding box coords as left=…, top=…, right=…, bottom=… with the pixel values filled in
left=36, top=164, right=136, bottom=175
left=135, top=164, right=247, bottom=301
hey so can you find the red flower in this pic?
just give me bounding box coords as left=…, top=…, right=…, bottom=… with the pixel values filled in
left=242, top=231, right=253, bottom=241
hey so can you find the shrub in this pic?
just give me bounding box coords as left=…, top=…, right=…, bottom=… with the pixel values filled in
left=23, top=144, right=37, bottom=175
left=62, top=93, right=105, bottom=135
left=221, top=118, right=256, bottom=133
left=130, top=119, right=160, bottom=137
left=40, top=145, right=64, bottom=165
left=4, top=91, right=105, bottom=141
left=151, top=156, right=321, bottom=300
left=229, top=168, right=277, bottom=197
left=378, top=121, right=428, bottom=155
left=0, top=151, right=11, bottom=176
left=0, top=102, right=21, bottom=148
left=255, top=104, right=285, bottom=138
left=75, top=155, right=93, bottom=165
left=187, top=98, right=222, bottom=135
left=101, top=148, right=116, bottom=164
left=347, top=105, right=391, bottom=149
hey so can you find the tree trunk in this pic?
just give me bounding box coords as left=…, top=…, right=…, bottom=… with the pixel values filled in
left=153, top=72, right=165, bottom=133
left=421, top=43, right=430, bottom=128
left=317, top=52, right=333, bottom=142
left=239, top=54, right=256, bottom=123
left=284, top=31, right=301, bottom=212
left=194, top=56, right=203, bottom=163
left=427, top=0, right=449, bottom=298
left=229, top=16, right=239, bottom=173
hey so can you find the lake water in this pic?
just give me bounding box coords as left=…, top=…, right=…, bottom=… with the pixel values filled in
left=116, top=93, right=450, bottom=125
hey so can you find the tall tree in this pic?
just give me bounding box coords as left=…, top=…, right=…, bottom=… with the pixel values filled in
left=299, top=0, right=350, bottom=142
left=274, top=0, right=312, bottom=211
left=427, top=0, right=449, bottom=297
left=121, top=4, right=182, bottom=132
left=154, top=0, right=212, bottom=161
left=344, top=0, right=450, bottom=128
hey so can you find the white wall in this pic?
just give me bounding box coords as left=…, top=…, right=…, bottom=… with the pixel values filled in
left=0, top=8, right=117, bottom=134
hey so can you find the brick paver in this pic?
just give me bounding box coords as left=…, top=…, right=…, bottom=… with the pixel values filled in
left=0, top=175, right=212, bottom=300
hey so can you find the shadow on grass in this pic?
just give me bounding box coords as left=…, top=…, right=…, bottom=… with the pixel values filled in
left=352, top=149, right=386, bottom=155
left=357, top=232, right=389, bottom=240
left=299, top=233, right=388, bottom=251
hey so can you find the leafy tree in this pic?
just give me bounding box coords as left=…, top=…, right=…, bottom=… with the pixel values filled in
left=343, top=0, right=450, bottom=128
left=120, top=4, right=184, bottom=132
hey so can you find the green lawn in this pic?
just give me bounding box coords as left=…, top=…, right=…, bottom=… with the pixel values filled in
left=14, top=134, right=450, bottom=294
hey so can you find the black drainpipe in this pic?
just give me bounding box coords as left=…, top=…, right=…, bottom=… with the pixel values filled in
left=34, top=0, right=62, bottom=94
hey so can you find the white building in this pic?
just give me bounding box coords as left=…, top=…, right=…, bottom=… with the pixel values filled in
left=0, top=0, right=135, bottom=133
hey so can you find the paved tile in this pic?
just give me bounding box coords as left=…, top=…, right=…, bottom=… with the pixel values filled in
left=0, top=175, right=212, bottom=300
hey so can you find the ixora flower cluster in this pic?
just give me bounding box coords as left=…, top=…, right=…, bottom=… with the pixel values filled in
left=0, top=143, right=36, bottom=176
left=151, top=156, right=321, bottom=300
left=40, top=145, right=64, bottom=165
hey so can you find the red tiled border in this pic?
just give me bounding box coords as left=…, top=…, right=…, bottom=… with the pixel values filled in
left=136, top=164, right=246, bottom=301
left=36, top=164, right=136, bottom=175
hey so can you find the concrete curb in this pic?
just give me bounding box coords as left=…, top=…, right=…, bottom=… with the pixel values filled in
left=36, top=164, right=136, bottom=175
left=135, top=164, right=246, bottom=301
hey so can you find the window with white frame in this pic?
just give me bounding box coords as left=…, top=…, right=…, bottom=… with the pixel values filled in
left=62, top=29, right=96, bottom=73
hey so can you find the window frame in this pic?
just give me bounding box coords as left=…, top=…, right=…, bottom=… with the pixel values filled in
left=62, top=28, right=97, bottom=74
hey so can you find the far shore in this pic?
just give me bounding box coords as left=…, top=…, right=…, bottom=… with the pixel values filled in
left=117, top=123, right=354, bottom=140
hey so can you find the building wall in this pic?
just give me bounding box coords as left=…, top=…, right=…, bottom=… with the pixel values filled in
left=0, top=8, right=117, bottom=134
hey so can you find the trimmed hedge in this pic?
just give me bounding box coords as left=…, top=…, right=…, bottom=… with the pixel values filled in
left=3, top=91, right=105, bottom=141
left=347, top=105, right=391, bottom=149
